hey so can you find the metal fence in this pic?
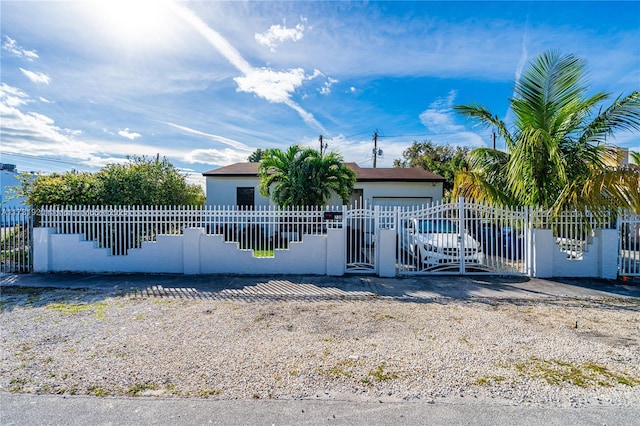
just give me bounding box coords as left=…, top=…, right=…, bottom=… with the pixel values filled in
left=3, top=203, right=637, bottom=277
left=39, top=205, right=339, bottom=256
left=1, top=208, right=36, bottom=273
left=619, top=212, right=640, bottom=276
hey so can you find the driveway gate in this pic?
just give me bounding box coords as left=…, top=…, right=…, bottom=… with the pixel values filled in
left=397, top=199, right=530, bottom=275
left=1, top=208, right=36, bottom=273
left=345, top=205, right=377, bottom=273
left=619, top=212, right=640, bottom=277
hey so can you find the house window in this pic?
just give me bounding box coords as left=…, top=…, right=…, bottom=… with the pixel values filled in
left=236, top=187, right=255, bottom=209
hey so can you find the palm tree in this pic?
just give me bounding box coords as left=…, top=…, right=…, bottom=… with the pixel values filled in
left=453, top=51, right=640, bottom=215
left=258, top=145, right=356, bottom=207
left=630, top=150, right=640, bottom=166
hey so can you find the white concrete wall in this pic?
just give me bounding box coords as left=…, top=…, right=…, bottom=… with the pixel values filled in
left=531, top=228, right=617, bottom=279
left=34, top=227, right=333, bottom=275
left=33, top=225, right=619, bottom=278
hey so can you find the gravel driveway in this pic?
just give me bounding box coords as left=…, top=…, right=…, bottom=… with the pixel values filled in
left=1, top=284, right=639, bottom=408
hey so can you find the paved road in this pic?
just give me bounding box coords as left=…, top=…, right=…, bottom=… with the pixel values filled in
left=1, top=272, right=639, bottom=301
left=2, top=393, right=640, bottom=426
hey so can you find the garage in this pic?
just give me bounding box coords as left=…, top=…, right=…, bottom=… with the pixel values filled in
left=371, top=197, right=433, bottom=207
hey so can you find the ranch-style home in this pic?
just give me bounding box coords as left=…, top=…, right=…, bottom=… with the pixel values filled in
left=202, top=162, right=445, bottom=207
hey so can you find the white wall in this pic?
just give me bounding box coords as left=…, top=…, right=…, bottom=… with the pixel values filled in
left=207, top=177, right=443, bottom=208
left=531, top=228, right=617, bottom=279
left=34, top=227, right=334, bottom=275
left=205, top=176, right=271, bottom=207
left=33, top=223, right=618, bottom=278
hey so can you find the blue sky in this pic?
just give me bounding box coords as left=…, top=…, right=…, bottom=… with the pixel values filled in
left=1, top=1, right=639, bottom=186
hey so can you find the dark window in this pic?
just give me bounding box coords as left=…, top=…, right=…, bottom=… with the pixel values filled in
left=236, top=187, right=255, bottom=209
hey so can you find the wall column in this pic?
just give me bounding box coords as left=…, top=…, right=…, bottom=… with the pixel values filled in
left=32, top=228, right=54, bottom=273
left=183, top=228, right=204, bottom=275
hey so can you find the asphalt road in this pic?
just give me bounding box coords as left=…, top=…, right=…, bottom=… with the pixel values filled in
left=2, top=393, right=640, bottom=426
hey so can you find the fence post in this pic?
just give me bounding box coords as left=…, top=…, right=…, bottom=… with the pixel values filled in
left=458, top=196, right=466, bottom=274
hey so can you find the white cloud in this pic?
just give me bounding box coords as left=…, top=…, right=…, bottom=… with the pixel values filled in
left=118, top=128, right=141, bottom=140
left=419, top=90, right=461, bottom=134
left=19, top=68, right=51, bottom=85
left=39, top=96, right=52, bottom=103
left=0, top=83, right=30, bottom=107
left=165, top=122, right=253, bottom=152
left=170, top=4, right=324, bottom=132
left=319, top=77, right=338, bottom=95
left=185, top=148, right=250, bottom=166
left=418, top=90, right=490, bottom=149
left=2, top=36, right=38, bottom=60
left=255, top=20, right=306, bottom=52
left=234, top=67, right=309, bottom=103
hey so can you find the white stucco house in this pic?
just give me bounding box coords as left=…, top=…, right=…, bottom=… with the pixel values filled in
left=202, top=162, right=445, bottom=207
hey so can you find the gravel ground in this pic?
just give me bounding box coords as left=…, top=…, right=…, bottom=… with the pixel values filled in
left=1, top=285, right=639, bottom=407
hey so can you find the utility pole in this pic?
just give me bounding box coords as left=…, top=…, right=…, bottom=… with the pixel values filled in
left=372, top=129, right=379, bottom=168
left=319, top=135, right=327, bottom=157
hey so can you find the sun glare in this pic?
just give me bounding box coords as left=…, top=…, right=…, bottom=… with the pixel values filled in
left=93, top=0, right=175, bottom=46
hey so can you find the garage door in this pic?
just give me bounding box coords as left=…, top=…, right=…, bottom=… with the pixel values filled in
left=372, top=197, right=432, bottom=207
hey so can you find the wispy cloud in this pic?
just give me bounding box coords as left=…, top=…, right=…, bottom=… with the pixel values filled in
left=165, top=122, right=253, bottom=152
left=118, top=128, right=141, bottom=140
left=419, top=91, right=488, bottom=148
left=2, top=36, right=38, bottom=60
left=0, top=83, right=30, bottom=107
left=169, top=3, right=325, bottom=132
left=255, top=18, right=306, bottom=52
left=19, top=68, right=51, bottom=85
left=320, top=77, right=338, bottom=95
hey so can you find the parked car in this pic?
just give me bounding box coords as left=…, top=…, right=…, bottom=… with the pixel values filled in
left=400, top=218, right=484, bottom=268
left=476, top=222, right=524, bottom=260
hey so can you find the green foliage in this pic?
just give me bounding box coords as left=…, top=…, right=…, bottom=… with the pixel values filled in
left=630, top=151, right=640, bottom=166
left=394, top=140, right=470, bottom=197
left=19, top=155, right=205, bottom=208
left=258, top=145, right=356, bottom=207
left=453, top=51, right=640, bottom=214
left=17, top=171, right=101, bottom=208
left=247, top=148, right=265, bottom=163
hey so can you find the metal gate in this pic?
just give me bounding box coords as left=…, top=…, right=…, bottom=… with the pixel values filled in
left=1, top=208, right=36, bottom=273
left=345, top=205, right=377, bottom=273
left=619, top=212, right=640, bottom=276
left=397, top=199, right=530, bottom=275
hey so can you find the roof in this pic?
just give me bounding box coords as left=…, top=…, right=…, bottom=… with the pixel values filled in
left=202, top=162, right=445, bottom=182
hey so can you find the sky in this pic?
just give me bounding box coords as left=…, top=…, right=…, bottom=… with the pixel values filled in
left=1, top=1, right=639, bottom=187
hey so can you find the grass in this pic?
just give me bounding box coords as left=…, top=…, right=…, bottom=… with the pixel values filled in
left=253, top=249, right=275, bottom=258
left=515, top=357, right=640, bottom=388
left=46, top=301, right=108, bottom=319
left=127, top=382, right=159, bottom=396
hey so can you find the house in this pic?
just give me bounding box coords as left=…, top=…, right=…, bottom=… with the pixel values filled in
left=202, top=162, right=445, bottom=207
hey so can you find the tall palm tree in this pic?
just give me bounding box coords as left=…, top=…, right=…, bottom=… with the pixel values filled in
left=258, top=145, right=356, bottom=207
left=453, top=51, right=640, bottom=215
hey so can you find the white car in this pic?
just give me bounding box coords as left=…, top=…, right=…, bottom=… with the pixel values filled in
left=401, top=218, right=484, bottom=269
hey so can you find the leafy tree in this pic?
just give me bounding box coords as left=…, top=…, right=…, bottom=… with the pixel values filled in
left=453, top=51, right=640, bottom=215
left=630, top=150, right=640, bottom=166
left=258, top=145, right=355, bottom=207
left=97, top=155, right=204, bottom=205
left=247, top=149, right=265, bottom=163
left=19, top=155, right=204, bottom=208
left=17, top=171, right=102, bottom=208
left=394, top=140, right=470, bottom=196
